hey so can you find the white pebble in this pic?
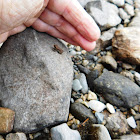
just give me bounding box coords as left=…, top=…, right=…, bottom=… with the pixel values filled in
left=88, top=100, right=106, bottom=112
left=124, top=3, right=135, bottom=16
left=127, top=116, right=137, bottom=128
left=106, top=103, right=115, bottom=114
left=82, top=60, right=89, bottom=66
left=81, top=50, right=87, bottom=55
left=87, top=90, right=97, bottom=100
left=75, top=46, right=81, bottom=51
left=0, top=43, right=3, bottom=48
left=69, top=49, right=77, bottom=56
left=76, top=52, right=82, bottom=55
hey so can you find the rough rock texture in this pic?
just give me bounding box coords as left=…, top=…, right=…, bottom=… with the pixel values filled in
left=51, top=123, right=81, bottom=140
left=6, top=133, right=27, bottom=140
left=0, top=108, right=15, bottom=134
left=120, top=135, right=140, bottom=140
left=88, top=124, right=111, bottom=140
left=92, top=69, right=140, bottom=108
left=70, top=103, right=96, bottom=123
left=0, top=28, right=73, bottom=133
left=129, top=11, right=140, bottom=27
left=85, top=0, right=121, bottom=30
left=112, top=27, right=140, bottom=65
left=105, top=112, right=129, bottom=139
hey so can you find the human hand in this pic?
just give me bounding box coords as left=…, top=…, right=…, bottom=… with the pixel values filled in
left=0, top=0, right=100, bottom=51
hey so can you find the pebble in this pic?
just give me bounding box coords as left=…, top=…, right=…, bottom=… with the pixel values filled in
left=77, top=65, right=90, bottom=75
left=69, top=49, right=77, bottom=56
left=109, top=0, right=125, bottom=7
left=0, top=107, right=15, bottom=134
left=130, top=108, right=137, bottom=116
left=0, top=135, right=4, bottom=140
left=106, top=103, right=116, bottom=114
left=87, top=90, right=97, bottom=100
left=126, top=0, right=134, bottom=5
left=134, top=114, right=140, bottom=120
left=93, top=56, right=98, bottom=62
left=81, top=101, right=89, bottom=108
left=88, top=100, right=106, bottom=113
left=0, top=43, right=3, bottom=48
left=82, top=60, right=89, bottom=66
left=33, top=133, right=41, bottom=139
left=51, top=123, right=81, bottom=140
left=127, top=116, right=137, bottom=128
left=76, top=52, right=82, bottom=55
left=119, top=8, right=130, bottom=20
left=6, top=133, right=27, bottom=140
left=124, top=3, right=135, bottom=16
left=44, top=128, right=49, bottom=134
left=75, top=46, right=81, bottom=51
left=81, top=50, right=87, bottom=55
left=72, top=79, right=82, bottom=92
left=122, top=63, right=135, bottom=70
left=134, top=72, right=140, bottom=86
left=105, top=46, right=112, bottom=51
left=70, top=98, right=75, bottom=103
left=95, top=112, right=104, bottom=124
left=76, top=73, right=88, bottom=94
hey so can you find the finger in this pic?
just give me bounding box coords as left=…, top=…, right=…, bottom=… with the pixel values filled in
left=40, top=9, right=78, bottom=38
left=47, top=0, right=100, bottom=42
left=32, top=19, right=79, bottom=45
left=0, top=32, right=9, bottom=43
left=33, top=18, right=96, bottom=51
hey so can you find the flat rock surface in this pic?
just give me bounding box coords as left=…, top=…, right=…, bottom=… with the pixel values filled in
left=0, top=28, right=73, bottom=133
left=92, top=69, right=140, bottom=108
left=112, top=27, right=140, bottom=65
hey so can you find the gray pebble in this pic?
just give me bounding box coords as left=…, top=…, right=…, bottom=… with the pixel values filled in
left=95, top=112, right=104, bottom=124
left=105, top=46, right=112, bottom=51
left=72, top=79, right=82, bottom=92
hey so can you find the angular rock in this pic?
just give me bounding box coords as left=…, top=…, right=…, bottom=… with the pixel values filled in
left=6, top=133, right=27, bottom=140
left=127, top=116, right=137, bottom=128
left=95, top=112, right=104, bottom=124
left=124, top=3, right=135, bottom=16
left=0, top=107, right=15, bottom=134
left=100, top=55, right=117, bottom=70
left=119, top=8, right=130, bottom=20
left=92, top=69, right=140, bottom=108
left=112, top=27, right=140, bottom=65
left=87, top=90, right=97, bottom=100
left=77, top=0, right=93, bottom=7
left=105, top=112, right=129, bottom=139
left=129, top=11, right=140, bottom=27
left=51, top=123, right=81, bottom=140
left=109, top=0, right=125, bottom=7
left=70, top=103, right=96, bottom=123
left=88, top=124, right=111, bottom=140
left=85, top=0, right=121, bottom=30
left=77, top=65, right=91, bottom=75
left=120, top=135, right=140, bottom=140
left=0, top=28, right=73, bottom=133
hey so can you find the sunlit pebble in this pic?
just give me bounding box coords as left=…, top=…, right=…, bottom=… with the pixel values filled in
left=106, top=103, right=116, bottom=114
left=81, top=50, right=87, bottom=55
left=87, top=90, right=97, bottom=100
left=76, top=52, right=82, bottom=55
left=127, top=116, right=137, bottom=128
left=76, top=46, right=81, bottom=51
left=81, top=101, right=89, bottom=108
left=29, top=134, right=34, bottom=140
left=82, top=60, right=89, bottom=66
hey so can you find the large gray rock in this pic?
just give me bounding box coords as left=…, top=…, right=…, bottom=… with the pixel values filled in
left=85, top=0, right=121, bottom=30
left=92, top=69, right=140, bottom=108
left=0, top=28, right=73, bottom=133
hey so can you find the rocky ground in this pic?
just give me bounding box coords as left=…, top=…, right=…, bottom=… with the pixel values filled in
left=0, top=0, right=140, bottom=140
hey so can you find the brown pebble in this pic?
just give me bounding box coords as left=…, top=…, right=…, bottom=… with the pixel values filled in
left=0, top=107, right=15, bottom=134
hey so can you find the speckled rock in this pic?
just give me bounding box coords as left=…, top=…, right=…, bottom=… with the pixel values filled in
left=0, top=108, right=15, bottom=134
left=6, top=133, right=27, bottom=140
left=92, top=69, right=140, bottom=108
left=0, top=28, right=73, bottom=133
left=112, top=27, right=140, bottom=65
left=105, top=112, right=129, bottom=139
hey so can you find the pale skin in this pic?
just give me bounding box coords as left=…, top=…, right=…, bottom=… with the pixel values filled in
left=0, top=0, right=100, bottom=51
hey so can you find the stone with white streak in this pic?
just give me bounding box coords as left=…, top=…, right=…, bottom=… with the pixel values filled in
left=88, top=100, right=106, bottom=112
left=134, top=72, right=140, bottom=86
left=127, top=116, right=137, bottom=128
left=106, top=103, right=115, bottom=114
